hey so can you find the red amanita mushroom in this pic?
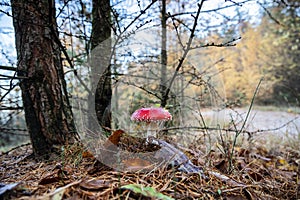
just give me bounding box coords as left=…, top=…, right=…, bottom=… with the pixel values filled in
left=131, top=107, right=172, bottom=140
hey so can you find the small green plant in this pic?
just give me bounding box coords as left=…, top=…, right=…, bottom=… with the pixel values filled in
left=121, top=184, right=174, bottom=200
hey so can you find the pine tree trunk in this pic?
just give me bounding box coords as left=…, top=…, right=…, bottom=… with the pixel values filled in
left=11, top=0, right=77, bottom=157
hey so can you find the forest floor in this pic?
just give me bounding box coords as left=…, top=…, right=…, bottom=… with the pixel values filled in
left=0, top=108, right=300, bottom=199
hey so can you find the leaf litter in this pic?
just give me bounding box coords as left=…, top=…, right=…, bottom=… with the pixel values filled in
left=0, top=129, right=299, bottom=200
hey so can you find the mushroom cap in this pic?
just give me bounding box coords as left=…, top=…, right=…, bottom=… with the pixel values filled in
left=131, top=107, right=172, bottom=122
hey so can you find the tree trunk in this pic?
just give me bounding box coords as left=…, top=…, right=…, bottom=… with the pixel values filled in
left=11, top=0, right=77, bottom=158
left=160, top=0, right=168, bottom=108
left=89, top=0, right=112, bottom=131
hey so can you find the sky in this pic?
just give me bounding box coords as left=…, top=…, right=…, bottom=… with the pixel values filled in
left=0, top=13, right=16, bottom=67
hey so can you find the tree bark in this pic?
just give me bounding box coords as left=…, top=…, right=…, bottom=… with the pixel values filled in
left=11, top=0, right=77, bottom=157
left=160, top=0, right=168, bottom=108
left=89, top=0, right=112, bottom=131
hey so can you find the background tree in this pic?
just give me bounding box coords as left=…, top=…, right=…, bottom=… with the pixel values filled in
left=11, top=0, right=77, bottom=157
left=160, top=0, right=167, bottom=107
left=89, top=0, right=112, bottom=132
left=259, top=2, right=300, bottom=105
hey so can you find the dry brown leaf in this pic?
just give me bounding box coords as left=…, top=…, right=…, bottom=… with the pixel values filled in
left=79, top=178, right=111, bottom=190
left=82, top=151, right=94, bottom=158
left=107, top=129, right=125, bottom=146
left=39, top=169, right=64, bottom=185
left=122, top=158, right=153, bottom=171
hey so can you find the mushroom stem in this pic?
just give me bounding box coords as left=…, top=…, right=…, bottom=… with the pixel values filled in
left=146, top=122, right=157, bottom=142
left=146, top=121, right=166, bottom=139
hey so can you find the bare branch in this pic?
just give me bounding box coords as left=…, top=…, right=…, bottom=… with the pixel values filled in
left=0, top=82, right=19, bottom=102
left=161, top=1, right=205, bottom=107
left=257, top=1, right=282, bottom=25
left=167, top=0, right=254, bottom=18
left=115, top=77, right=162, bottom=100
left=169, top=13, right=184, bottom=49
left=0, top=65, right=17, bottom=71
left=0, top=106, right=23, bottom=110
left=190, top=37, right=241, bottom=50
left=0, top=74, right=27, bottom=79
